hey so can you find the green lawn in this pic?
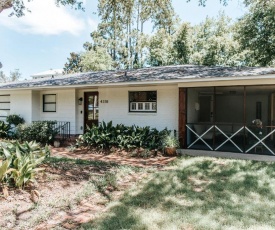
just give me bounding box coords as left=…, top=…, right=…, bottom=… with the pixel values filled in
left=81, top=156, right=275, bottom=230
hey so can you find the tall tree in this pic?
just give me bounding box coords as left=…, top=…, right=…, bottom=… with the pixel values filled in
left=92, top=0, right=178, bottom=69
left=9, top=69, right=21, bottom=81
left=147, top=28, right=176, bottom=66
left=235, top=0, right=275, bottom=66
left=63, top=52, right=82, bottom=74
left=187, top=13, right=242, bottom=66
left=81, top=47, right=114, bottom=72
left=63, top=47, right=114, bottom=73
left=0, top=71, right=6, bottom=82
left=0, top=69, right=21, bottom=82
left=173, top=22, right=191, bottom=64
left=0, top=0, right=232, bottom=16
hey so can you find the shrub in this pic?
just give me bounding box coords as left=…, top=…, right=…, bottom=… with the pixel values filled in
left=16, top=121, right=58, bottom=145
left=77, top=121, right=169, bottom=150
left=0, top=140, right=49, bottom=188
left=0, top=160, right=12, bottom=183
left=0, top=121, right=11, bottom=138
left=162, top=135, right=180, bottom=148
left=6, top=114, right=25, bottom=126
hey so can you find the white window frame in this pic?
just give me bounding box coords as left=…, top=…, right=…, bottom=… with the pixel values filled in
left=129, top=91, right=157, bottom=113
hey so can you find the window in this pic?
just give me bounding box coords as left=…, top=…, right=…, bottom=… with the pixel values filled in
left=0, top=95, right=10, bottom=120
left=43, top=94, right=56, bottom=112
left=129, top=91, right=157, bottom=112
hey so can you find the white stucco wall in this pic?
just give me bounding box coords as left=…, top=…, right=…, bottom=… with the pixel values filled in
left=7, top=85, right=179, bottom=135
left=98, top=85, right=178, bottom=132
left=36, top=89, right=77, bottom=134
left=32, top=91, right=40, bottom=121
left=10, top=90, right=32, bottom=123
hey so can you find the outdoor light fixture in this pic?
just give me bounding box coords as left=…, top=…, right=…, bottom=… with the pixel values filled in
left=78, top=97, right=83, bottom=105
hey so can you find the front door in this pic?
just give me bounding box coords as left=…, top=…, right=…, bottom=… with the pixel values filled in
left=84, top=92, right=99, bottom=129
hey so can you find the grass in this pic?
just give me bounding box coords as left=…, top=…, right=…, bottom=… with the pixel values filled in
left=80, top=156, right=275, bottom=230
left=1, top=156, right=151, bottom=230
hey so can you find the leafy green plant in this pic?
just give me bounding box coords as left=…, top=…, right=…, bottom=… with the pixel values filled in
left=16, top=121, right=58, bottom=145
left=6, top=114, right=25, bottom=126
left=11, top=153, right=45, bottom=188
left=77, top=121, right=169, bottom=150
left=0, top=140, right=49, bottom=188
left=162, top=135, right=180, bottom=148
left=0, top=121, right=11, bottom=138
left=0, top=159, right=12, bottom=182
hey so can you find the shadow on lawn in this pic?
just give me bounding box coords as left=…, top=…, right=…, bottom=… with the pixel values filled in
left=41, top=157, right=120, bottom=185
left=80, top=157, right=275, bottom=230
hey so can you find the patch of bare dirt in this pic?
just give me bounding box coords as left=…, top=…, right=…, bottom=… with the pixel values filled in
left=51, top=147, right=176, bottom=168
left=0, top=147, right=175, bottom=230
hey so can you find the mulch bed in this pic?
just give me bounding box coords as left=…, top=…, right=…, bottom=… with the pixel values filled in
left=0, top=146, right=177, bottom=230
left=51, top=147, right=177, bottom=168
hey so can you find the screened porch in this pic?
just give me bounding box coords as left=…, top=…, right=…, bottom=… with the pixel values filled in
left=186, top=86, right=275, bottom=155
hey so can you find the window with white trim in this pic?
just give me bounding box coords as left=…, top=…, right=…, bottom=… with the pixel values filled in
left=129, top=91, right=157, bottom=112
left=43, top=94, right=56, bottom=112
left=0, top=95, right=10, bottom=120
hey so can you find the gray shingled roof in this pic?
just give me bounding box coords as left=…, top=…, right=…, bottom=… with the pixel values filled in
left=1, top=65, right=275, bottom=89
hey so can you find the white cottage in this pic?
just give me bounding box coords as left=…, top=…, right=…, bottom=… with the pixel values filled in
left=1, top=65, right=275, bottom=155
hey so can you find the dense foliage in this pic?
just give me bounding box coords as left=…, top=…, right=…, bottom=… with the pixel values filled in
left=16, top=121, right=58, bottom=145
left=0, top=141, right=49, bottom=188
left=6, top=114, right=25, bottom=126
left=64, top=0, right=275, bottom=71
left=63, top=52, right=83, bottom=74
left=235, top=0, right=275, bottom=66
left=77, top=121, right=169, bottom=150
left=0, top=121, right=11, bottom=138
left=64, top=47, right=115, bottom=74
left=0, top=0, right=84, bottom=17
left=64, top=0, right=178, bottom=71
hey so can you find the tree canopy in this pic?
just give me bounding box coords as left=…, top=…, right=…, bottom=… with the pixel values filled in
left=64, top=0, right=275, bottom=73
left=2, top=0, right=274, bottom=75
left=235, top=0, right=275, bottom=66
left=0, top=0, right=232, bottom=17
left=0, top=0, right=84, bottom=16
left=63, top=47, right=114, bottom=73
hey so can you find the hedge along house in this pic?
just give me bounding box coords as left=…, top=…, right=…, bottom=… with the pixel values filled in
left=1, top=65, right=275, bottom=155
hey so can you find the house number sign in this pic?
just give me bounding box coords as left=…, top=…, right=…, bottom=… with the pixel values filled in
left=100, top=100, right=108, bottom=103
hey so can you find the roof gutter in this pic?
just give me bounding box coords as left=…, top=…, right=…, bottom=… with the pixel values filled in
left=0, top=74, right=275, bottom=91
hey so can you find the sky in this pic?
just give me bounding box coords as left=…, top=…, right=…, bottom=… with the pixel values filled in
left=0, top=0, right=247, bottom=80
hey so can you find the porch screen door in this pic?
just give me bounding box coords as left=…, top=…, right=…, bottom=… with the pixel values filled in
left=84, top=92, right=99, bottom=129
left=199, top=96, right=212, bottom=122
